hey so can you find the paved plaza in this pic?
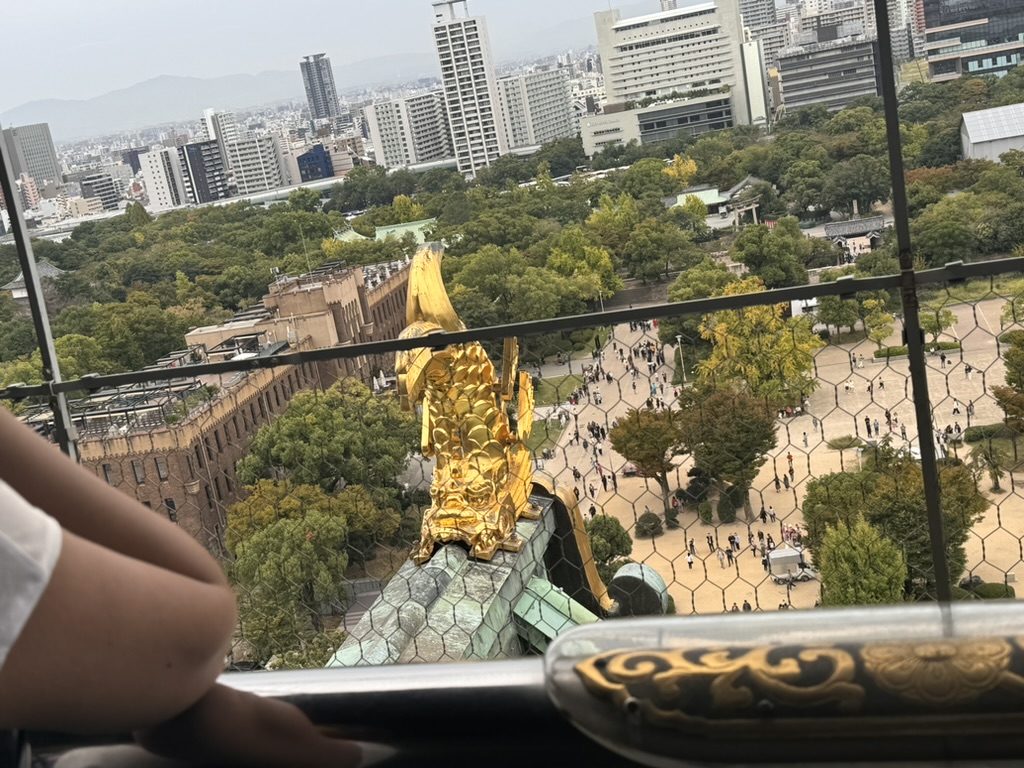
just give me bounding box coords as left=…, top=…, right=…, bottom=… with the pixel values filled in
left=536, top=297, right=1024, bottom=614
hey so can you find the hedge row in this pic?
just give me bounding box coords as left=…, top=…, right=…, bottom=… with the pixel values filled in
left=874, top=341, right=962, bottom=359
left=999, top=330, right=1024, bottom=346
left=963, top=423, right=1021, bottom=443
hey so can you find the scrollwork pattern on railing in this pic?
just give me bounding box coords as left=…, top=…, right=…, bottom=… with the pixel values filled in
left=574, top=638, right=1024, bottom=728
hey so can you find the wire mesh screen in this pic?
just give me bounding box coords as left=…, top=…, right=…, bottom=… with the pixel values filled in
left=7, top=268, right=1024, bottom=668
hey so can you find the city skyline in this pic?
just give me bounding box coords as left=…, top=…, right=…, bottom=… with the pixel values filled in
left=0, top=0, right=644, bottom=115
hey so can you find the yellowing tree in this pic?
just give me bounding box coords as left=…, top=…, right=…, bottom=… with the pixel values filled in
left=698, top=277, right=824, bottom=402
left=391, top=194, right=427, bottom=223
left=664, top=155, right=698, bottom=186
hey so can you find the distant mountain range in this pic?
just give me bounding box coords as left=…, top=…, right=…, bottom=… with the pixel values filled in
left=0, top=53, right=440, bottom=141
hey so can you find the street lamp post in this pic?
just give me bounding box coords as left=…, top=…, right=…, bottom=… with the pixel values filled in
left=676, top=334, right=686, bottom=384
left=598, top=289, right=605, bottom=313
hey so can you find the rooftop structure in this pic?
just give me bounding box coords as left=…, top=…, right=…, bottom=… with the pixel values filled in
left=1, top=259, right=66, bottom=302
left=962, top=103, right=1024, bottom=162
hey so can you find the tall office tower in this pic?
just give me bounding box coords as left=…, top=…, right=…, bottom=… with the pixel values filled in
left=739, top=0, right=777, bottom=29
left=225, top=136, right=288, bottom=195
left=595, top=0, right=752, bottom=122
left=181, top=140, right=231, bottom=204
left=923, top=0, right=1024, bottom=80
left=80, top=173, right=120, bottom=211
left=140, top=148, right=189, bottom=212
left=366, top=91, right=453, bottom=169
left=432, top=1, right=508, bottom=177
left=660, top=0, right=678, bottom=9
left=300, top=54, right=342, bottom=120
left=497, top=69, right=576, bottom=149
left=2, top=123, right=62, bottom=186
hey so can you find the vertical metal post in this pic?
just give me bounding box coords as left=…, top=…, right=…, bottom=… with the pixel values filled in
left=0, top=134, right=78, bottom=460
left=873, top=0, right=951, bottom=600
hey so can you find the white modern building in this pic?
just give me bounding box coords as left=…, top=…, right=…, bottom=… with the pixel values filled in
left=365, top=91, right=453, bottom=169
left=140, top=148, right=189, bottom=212
left=225, top=136, right=288, bottom=196
left=595, top=0, right=752, bottom=119
left=497, top=68, right=576, bottom=149
left=203, top=109, right=240, bottom=146
left=584, top=0, right=767, bottom=157
left=961, top=104, right=1024, bottom=163
left=202, top=109, right=241, bottom=168
left=432, top=0, right=508, bottom=177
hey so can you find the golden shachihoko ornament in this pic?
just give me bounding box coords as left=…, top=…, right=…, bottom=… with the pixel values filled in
left=397, top=243, right=539, bottom=564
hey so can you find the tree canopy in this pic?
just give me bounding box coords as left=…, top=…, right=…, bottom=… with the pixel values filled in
left=818, top=519, right=908, bottom=607
left=698, top=277, right=824, bottom=402
left=237, top=379, right=418, bottom=493
left=608, top=408, right=685, bottom=509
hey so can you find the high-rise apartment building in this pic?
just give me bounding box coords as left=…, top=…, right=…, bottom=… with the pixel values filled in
left=886, top=0, right=914, bottom=60
left=2, top=123, right=62, bottom=187
left=497, top=69, right=576, bottom=149
left=595, top=0, right=753, bottom=123
left=740, top=0, right=778, bottom=28
left=751, top=20, right=794, bottom=71
left=18, top=173, right=41, bottom=210
left=202, top=109, right=241, bottom=170
left=432, top=1, right=508, bottom=177
left=140, top=148, right=189, bottom=212
left=799, top=0, right=876, bottom=42
left=300, top=54, right=342, bottom=121
left=225, top=136, right=288, bottom=196
left=203, top=109, right=240, bottom=146
left=366, top=91, right=453, bottom=169
left=140, top=140, right=230, bottom=211
left=181, top=141, right=231, bottom=204
left=923, top=0, right=1024, bottom=80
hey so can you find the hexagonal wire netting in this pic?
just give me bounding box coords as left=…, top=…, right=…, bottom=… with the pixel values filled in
left=7, top=266, right=1024, bottom=670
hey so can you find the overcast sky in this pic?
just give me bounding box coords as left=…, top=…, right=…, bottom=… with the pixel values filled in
left=0, top=0, right=622, bottom=112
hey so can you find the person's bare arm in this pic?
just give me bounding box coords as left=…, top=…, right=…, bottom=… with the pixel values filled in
left=0, top=407, right=225, bottom=586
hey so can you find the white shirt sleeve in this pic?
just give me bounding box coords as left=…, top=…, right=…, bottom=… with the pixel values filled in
left=0, top=479, right=63, bottom=673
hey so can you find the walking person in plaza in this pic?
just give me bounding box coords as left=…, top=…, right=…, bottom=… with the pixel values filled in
left=707, top=534, right=715, bottom=554
left=687, top=553, right=694, bottom=570
left=717, top=549, right=727, bottom=569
